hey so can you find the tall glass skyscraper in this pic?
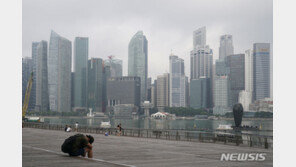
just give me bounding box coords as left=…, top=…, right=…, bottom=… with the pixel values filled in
left=48, top=30, right=72, bottom=112
left=128, top=31, right=148, bottom=102
left=73, top=37, right=88, bottom=109
left=104, top=57, right=122, bottom=77
left=35, top=40, right=49, bottom=112
left=169, top=55, right=186, bottom=107
left=193, top=26, right=206, bottom=48
left=253, top=43, right=270, bottom=101
left=219, top=35, right=234, bottom=60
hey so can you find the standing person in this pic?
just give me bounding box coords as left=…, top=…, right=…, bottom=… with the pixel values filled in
left=61, top=134, right=94, bottom=158
left=64, top=125, right=68, bottom=132
left=117, top=123, right=122, bottom=136
left=75, top=122, right=79, bottom=132
left=66, top=126, right=72, bottom=132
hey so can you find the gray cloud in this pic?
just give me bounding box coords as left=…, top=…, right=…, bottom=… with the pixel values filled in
left=23, top=0, right=273, bottom=80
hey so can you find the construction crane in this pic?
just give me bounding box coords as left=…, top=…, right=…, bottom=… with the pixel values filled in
left=22, top=72, right=33, bottom=120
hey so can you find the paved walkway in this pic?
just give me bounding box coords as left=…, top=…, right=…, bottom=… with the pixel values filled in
left=23, top=128, right=272, bottom=167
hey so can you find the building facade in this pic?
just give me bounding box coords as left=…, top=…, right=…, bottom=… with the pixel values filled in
left=219, top=35, right=234, bottom=60
left=226, top=54, right=245, bottom=107
left=104, top=57, right=122, bottom=77
left=128, top=31, right=148, bottom=102
left=48, top=30, right=72, bottom=112
left=73, top=37, right=89, bottom=110
left=156, top=73, right=170, bottom=111
left=253, top=43, right=270, bottom=101
left=193, top=26, right=206, bottom=48
left=87, top=58, right=104, bottom=112
left=190, top=77, right=211, bottom=109
left=35, top=41, right=49, bottom=112
left=106, top=76, right=141, bottom=108
left=22, top=57, right=34, bottom=109
left=213, top=76, right=230, bottom=115
left=169, top=55, right=186, bottom=107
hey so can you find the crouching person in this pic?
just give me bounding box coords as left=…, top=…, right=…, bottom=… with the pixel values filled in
left=61, top=134, right=94, bottom=158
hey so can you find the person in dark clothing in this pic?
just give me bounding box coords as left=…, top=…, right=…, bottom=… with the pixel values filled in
left=61, top=134, right=94, bottom=158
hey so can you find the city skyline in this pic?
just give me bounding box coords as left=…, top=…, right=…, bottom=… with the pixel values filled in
left=23, top=0, right=272, bottom=80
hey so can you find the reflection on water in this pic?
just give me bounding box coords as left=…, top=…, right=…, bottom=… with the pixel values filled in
left=44, top=117, right=272, bottom=135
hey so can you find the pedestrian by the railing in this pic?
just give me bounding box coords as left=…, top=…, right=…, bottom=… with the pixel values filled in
left=117, top=123, right=122, bottom=136
left=66, top=126, right=72, bottom=132
left=75, top=122, right=79, bottom=132
left=64, top=125, right=68, bottom=132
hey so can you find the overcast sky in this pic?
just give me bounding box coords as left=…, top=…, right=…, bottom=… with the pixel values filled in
left=23, top=0, right=272, bottom=80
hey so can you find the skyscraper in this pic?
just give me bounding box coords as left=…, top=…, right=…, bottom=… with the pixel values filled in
left=253, top=43, right=270, bottom=101
left=22, top=57, right=33, bottom=109
left=156, top=73, right=170, bottom=111
left=190, top=45, right=213, bottom=80
left=213, top=76, right=230, bottom=115
left=190, top=77, right=211, bottom=109
left=35, top=41, right=49, bottom=112
left=87, top=58, right=104, bottom=112
left=219, top=35, right=234, bottom=60
left=128, top=31, right=148, bottom=102
left=30, top=42, right=38, bottom=110
left=48, top=30, right=72, bottom=112
left=104, top=56, right=122, bottom=77
left=169, top=55, right=186, bottom=107
left=226, top=54, right=245, bottom=107
left=73, top=37, right=88, bottom=110
left=193, top=26, right=206, bottom=48
left=238, top=49, right=253, bottom=111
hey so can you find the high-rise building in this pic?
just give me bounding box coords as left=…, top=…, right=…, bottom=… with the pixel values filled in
left=219, top=35, right=234, bottom=60
left=238, top=49, right=253, bottom=111
left=48, top=30, right=72, bottom=112
left=190, top=45, right=213, bottom=80
left=213, top=76, right=230, bottom=115
left=190, top=77, right=211, bottom=109
left=169, top=55, right=186, bottom=107
left=253, top=43, right=270, bottom=101
left=156, top=73, right=170, bottom=111
left=128, top=31, right=148, bottom=102
left=193, top=26, right=206, bottom=48
left=107, top=76, right=141, bottom=108
left=146, top=77, right=152, bottom=102
left=226, top=54, right=245, bottom=107
left=151, top=80, right=157, bottom=108
left=22, top=57, right=34, bottom=109
left=30, top=42, right=39, bottom=110
left=73, top=37, right=89, bottom=110
left=185, top=76, right=189, bottom=107
left=87, top=58, right=104, bottom=112
left=104, top=57, right=122, bottom=77
left=35, top=41, right=49, bottom=112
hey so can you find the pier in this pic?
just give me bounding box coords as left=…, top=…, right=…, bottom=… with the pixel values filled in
left=23, top=124, right=272, bottom=167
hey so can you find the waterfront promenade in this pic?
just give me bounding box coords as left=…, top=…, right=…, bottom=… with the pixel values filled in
left=23, top=128, right=272, bottom=167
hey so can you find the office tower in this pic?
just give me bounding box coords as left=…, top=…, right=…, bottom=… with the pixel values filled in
left=71, top=72, right=74, bottom=109
left=102, top=65, right=111, bottom=112
left=151, top=80, right=157, bottom=108
left=30, top=42, right=38, bottom=110
left=35, top=41, right=49, bottom=112
left=48, top=30, right=72, bottom=112
left=185, top=77, right=189, bottom=107
left=253, top=43, right=270, bottom=101
left=213, top=76, right=230, bottom=115
left=146, top=77, right=152, bottom=102
left=107, top=76, right=141, bottom=108
left=190, top=77, right=211, bottom=109
left=169, top=55, right=186, bottom=107
left=22, top=57, right=33, bottom=108
left=104, top=56, right=122, bottom=77
left=219, top=35, right=234, bottom=60
left=238, top=49, right=253, bottom=111
left=73, top=37, right=88, bottom=110
left=156, top=73, right=170, bottom=111
left=128, top=31, right=148, bottom=102
left=193, top=26, right=206, bottom=48
left=88, top=58, right=104, bottom=112
left=226, top=54, right=245, bottom=107
left=190, top=45, right=213, bottom=80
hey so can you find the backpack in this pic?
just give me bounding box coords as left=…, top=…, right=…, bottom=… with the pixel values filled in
left=61, top=134, right=83, bottom=153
